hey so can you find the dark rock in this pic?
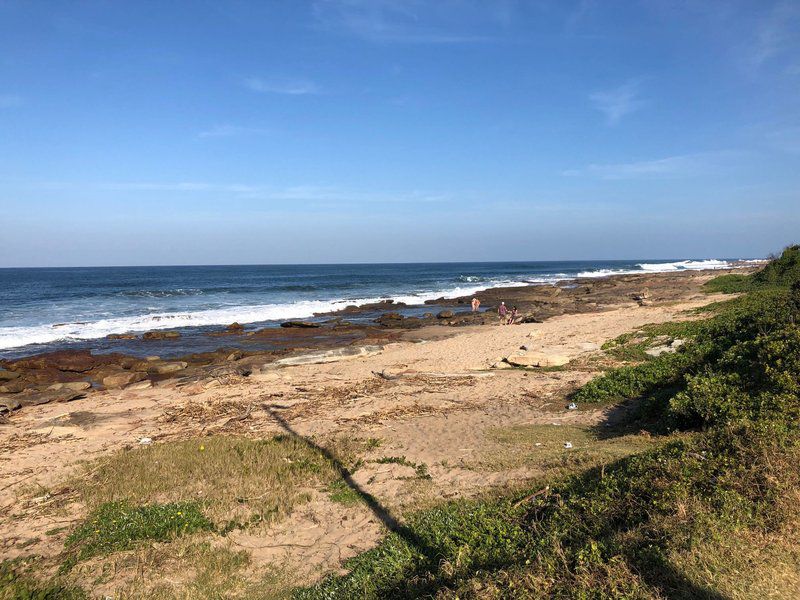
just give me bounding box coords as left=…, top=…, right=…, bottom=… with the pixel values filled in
left=13, top=351, right=98, bottom=373
left=437, top=310, right=455, bottom=319
left=226, top=322, right=245, bottom=333
left=280, top=321, right=321, bottom=328
left=0, top=380, right=28, bottom=394
left=0, top=369, right=20, bottom=381
left=147, top=362, right=188, bottom=375
left=143, top=330, right=181, bottom=340
left=0, top=396, right=21, bottom=412
left=520, top=315, right=543, bottom=324
left=48, top=381, right=92, bottom=392
left=375, top=312, right=404, bottom=325
left=103, top=372, right=147, bottom=389
left=17, top=389, right=86, bottom=407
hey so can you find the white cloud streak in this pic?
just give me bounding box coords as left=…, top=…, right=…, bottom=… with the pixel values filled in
left=562, top=151, right=735, bottom=180
left=589, top=79, right=644, bottom=125
left=311, top=0, right=500, bottom=43
left=26, top=181, right=451, bottom=204
left=197, top=125, right=270, bottom=138
left=243, top=77, right=320, bottom=95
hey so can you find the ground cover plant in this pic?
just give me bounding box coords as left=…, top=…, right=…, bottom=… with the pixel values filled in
left=297, top=245, right=800, bottom=599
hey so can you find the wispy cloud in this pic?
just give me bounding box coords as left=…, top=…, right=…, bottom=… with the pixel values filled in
left=27, top=181, right=451, bottom=204
left=243, top=77, right=319, bottom=95
left=746, top=2, right=800, bottom=70
left=0, top=94, right=22, bottom=108
left=589, top=80, right=644, bottom=125
left=197, top=124, right=270, bottom=138
left=311, top=0, right=501, bottom=43
left=562, top=151, right=735, bottom=180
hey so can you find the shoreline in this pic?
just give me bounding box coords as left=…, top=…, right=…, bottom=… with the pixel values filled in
left=0, top=266, right=756, bottom=417
left=0, top=259, right=763, bottom=358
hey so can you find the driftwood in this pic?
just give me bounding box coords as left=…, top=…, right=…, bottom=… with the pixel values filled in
left=513, top=486, right=550, bottom=508
left=223, top=402, right=253, bottom=426
left=372, top=370, right=402, bottom=381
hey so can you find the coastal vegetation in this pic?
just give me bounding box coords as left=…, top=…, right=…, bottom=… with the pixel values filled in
left=296, top=245, right=800, bottom=598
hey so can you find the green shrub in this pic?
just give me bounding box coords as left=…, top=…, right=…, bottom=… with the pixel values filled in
left=0, top=560, right=86, bottom=600
left=703, top=273, right=753, bottom=293
left=752, top=244, right=800, bottom=287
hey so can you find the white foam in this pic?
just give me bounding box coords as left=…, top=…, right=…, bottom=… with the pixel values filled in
left=637, top=259, right=731, bottom=272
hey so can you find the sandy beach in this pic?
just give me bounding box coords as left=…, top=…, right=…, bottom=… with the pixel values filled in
left=0, top=268, right=747, bottom=596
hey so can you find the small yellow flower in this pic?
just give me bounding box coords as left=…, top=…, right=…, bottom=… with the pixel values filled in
left=199, top=445, right=205, bottom=451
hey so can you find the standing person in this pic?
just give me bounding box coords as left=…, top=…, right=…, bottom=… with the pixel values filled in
left=498, top=301, right=508, bottom=324
left=471, top=297, right=481, bottom=312
left=507, top=305, right=518, bottom=325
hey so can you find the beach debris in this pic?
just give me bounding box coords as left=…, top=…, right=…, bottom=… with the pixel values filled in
left=223, top=402, right=253, bottom=426
left=567, top=402, right=578, bottom=410
left=564, top=442, right=573, bottom=449
left=126, top=380, right=153, bottom=390
left=280, top=320, right=320, bottom=328
left=138, top=437, right=153, bottom=445
left=513, top=485, right=550, bottom=507
left=372, top=369, right=403, bottom=381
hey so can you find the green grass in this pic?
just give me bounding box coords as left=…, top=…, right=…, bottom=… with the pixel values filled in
left=71, top=435, right=358, bottom=528
left=470, top=424, right=661, bottom=473
left=62, top=501, right=213, bottom=567
left=374, top=456, right=432, bottom=480
left=327, top=480, right=364, bottom=506
left=0, top=559, right=87, bottom=600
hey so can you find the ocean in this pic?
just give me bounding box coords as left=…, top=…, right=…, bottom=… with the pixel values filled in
left=0, top=259, right=748, bottom=358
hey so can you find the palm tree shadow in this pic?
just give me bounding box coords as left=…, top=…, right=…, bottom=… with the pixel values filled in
left=263, top=404, right=436, bottom=554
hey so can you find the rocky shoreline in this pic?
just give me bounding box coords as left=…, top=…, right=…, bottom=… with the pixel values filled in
left=0, top=267, right=754, bottom=421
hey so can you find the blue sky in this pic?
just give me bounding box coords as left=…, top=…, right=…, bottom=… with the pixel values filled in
left=1, top=0, right=799, bottom=266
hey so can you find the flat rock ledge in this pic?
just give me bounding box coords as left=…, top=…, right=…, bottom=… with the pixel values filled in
left=505, top=352, right=571, bottom=368
left=271, top=345, right=383, bottom=367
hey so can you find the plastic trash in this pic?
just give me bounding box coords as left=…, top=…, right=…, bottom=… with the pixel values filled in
left=138, top=437, right=153, bottom=445
left=567, top=402, right=578, bottom=410
left=564, top=442, right=573, bottom=449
